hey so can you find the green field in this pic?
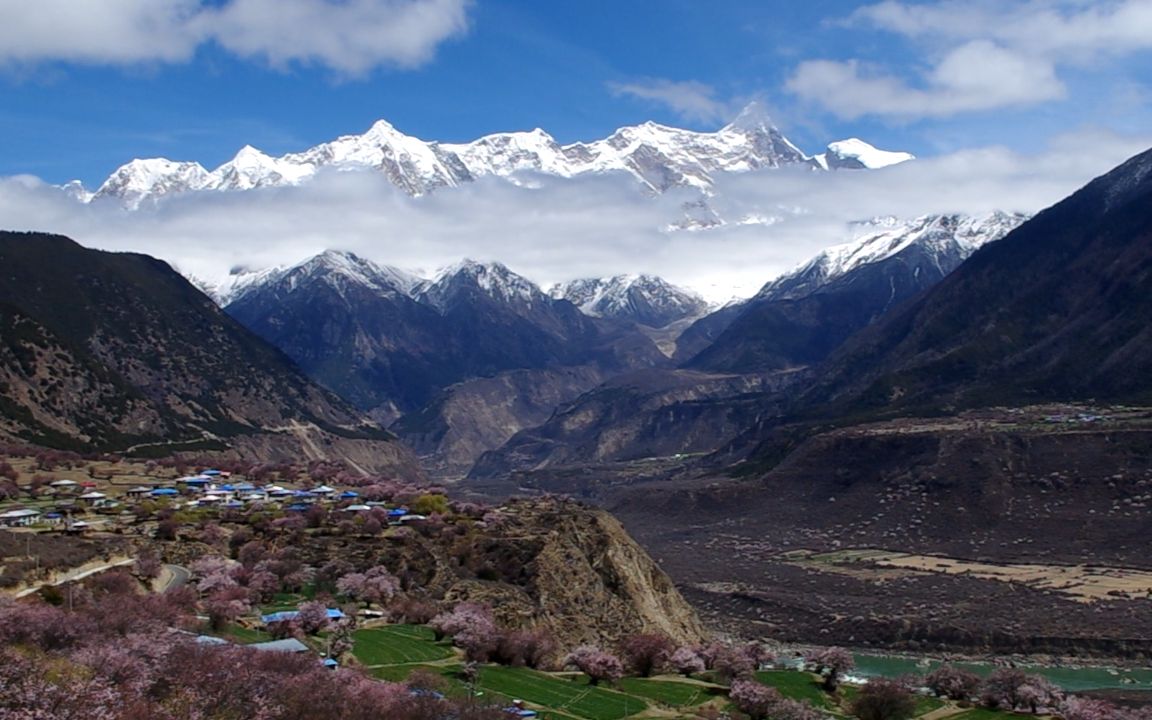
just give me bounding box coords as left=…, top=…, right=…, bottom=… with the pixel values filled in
left=615, top=677, right=716, bottom=707
left=914, top=695, right=946, bottom=715
left=478, top=666, right=648, bottom=720
left=344, top=626, right=977, bottom=720
left=218, top=623, right=271, bottom=644
left=352, top=625, right=454, bottom=666
left=951, top=709, right=1018, bottom=720
left=755, top=670, right=833, bottom=709
left=372, top=662, right=463, bottom=683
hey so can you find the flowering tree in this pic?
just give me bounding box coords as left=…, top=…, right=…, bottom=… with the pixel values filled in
left=427, top=603, right=499, bottom=662
left=296, top=600, right=331, bottom=635
left=730, top=679, right=824, bottom=720
left=246, top=569, right=280, bottom=602
left=1060, top=696, right=1128, bottom=720
left=565, top=645, right=624, bottom=686
left=670, top=646, right=706, bottom=677
left=204, top=586, right=251, bottom=631
left=925, top=665, right=981, bottom=701
left=429, top=602, right=492, bottom=640
left=981, top=668, right=1031, bottom=710
left=236, top=540, right=268, bottom=568
left=712, top=642, right=756, bottom=681
left=772, top=697, right=826, bottom=720
left=804, top=647, right=855, bottom=690
left=1017, top=676, right=1063, bottom=714
left=327, top=618, right=358, bottom=660
left=621, top=633, right=674, bottom=677
left=730, top=679, right=783, bottom=720
left=336, top=566, right=399, bottom=608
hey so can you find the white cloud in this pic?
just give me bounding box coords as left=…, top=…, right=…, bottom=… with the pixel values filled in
left=788, top=42, right=1065, bottom=121
left=0, top=0, right=207, bottom=65
left=0, top=0, right=471, bottom=74
left=208, top=0, right=472, bottom=73
left=0, top=127, right=1148, bottom=304
left=852, top=0, right=1152, bottom=59
left=608, top=79, right=733, bottom=125
left=789, top=0, right=1152, bottom=120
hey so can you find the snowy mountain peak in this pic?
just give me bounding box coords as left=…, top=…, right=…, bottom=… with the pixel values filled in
left=419, top=259, right=546, bottom=312
left=287, top=249, right=420, bottom=297
left=814, top=138, right=916, bottom=170
left=78, top=112, right=912, bottom=206
left=758, top=211, right=1028, bottom=301
left=550, top=273, right=708, bottom=327
left=206, top=249, right=420, bottom=305
left=722, top=101, right=775, bottom=134
left=364, top=118, right=401, bottom=137
left=92, top=157, right=212, bottom=206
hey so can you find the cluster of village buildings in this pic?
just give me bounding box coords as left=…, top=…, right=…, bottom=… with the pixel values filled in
left=0, top=469, right=426, bottom=530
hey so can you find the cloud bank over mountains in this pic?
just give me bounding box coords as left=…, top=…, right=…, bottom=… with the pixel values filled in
left=1, top=126, right=1147, bottom=303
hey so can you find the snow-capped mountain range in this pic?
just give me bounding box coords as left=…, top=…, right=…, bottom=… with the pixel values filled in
left=211, top=249, right=420, bottom=307
left=550, top=275, right=708, bottom=328
left=73, top=103, right=913, bottom=209
left=210, top=252, right=706, bottom=328
left=757, top=211, right=1029, bottom=302
left=415, top=259, right=548, bottom=314
left=203, top=210, right=1021, bottom=333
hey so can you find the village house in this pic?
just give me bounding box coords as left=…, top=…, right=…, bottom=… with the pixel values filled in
left=0, top=508, right=42, bottom=527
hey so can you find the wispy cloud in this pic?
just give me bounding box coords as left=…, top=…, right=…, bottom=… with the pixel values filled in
left=787, top=42, right=1066, bottom=121
left=1, top=127, right=1148, bottom=303
left=786, top=0, right=1152, bottom=121
left=608, top=79, right=733, bottom=125
left=0, top=0, right=472, bottom=75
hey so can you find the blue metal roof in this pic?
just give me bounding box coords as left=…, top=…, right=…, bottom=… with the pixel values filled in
left=261, top=608, right=345, bottom=624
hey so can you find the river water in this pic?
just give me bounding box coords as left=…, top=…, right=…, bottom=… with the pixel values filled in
left=851, top=654, right=1152, bottom=692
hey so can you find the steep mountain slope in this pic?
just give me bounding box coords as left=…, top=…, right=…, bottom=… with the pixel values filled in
left=226, top=254, right=668, bottom=426
left=413, top=259, right=667, bottom=377
left=466, top=213, right=1023, bottom=482
left=467, top=368, right=804, bottom=481
left=682, top=213, right=1025, bottom=373
left=390, top=366, right=606, bottom=479
left=81, top=103, right=910, bottom=207
left=0, top=232, right=418, bottom=474
left=224, top=251, right=451, bottom=420
left=592, top=149, right=1152, bottom=657
left=804, top=146, right=1152, bottom=415
left=549, top=274, right=708, bottom=328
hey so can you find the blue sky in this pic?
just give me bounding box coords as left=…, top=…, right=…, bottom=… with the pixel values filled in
left=3, top=0, right=1151, bottom=187
left=2, top=1, right=1152, bottom=299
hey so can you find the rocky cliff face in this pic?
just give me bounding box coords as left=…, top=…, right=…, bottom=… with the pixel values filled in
left=391, top=366, right=605, bottom=479
left=280, top=497, right=706, bottom=650
left=445, top=499, right=707, bottom=649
